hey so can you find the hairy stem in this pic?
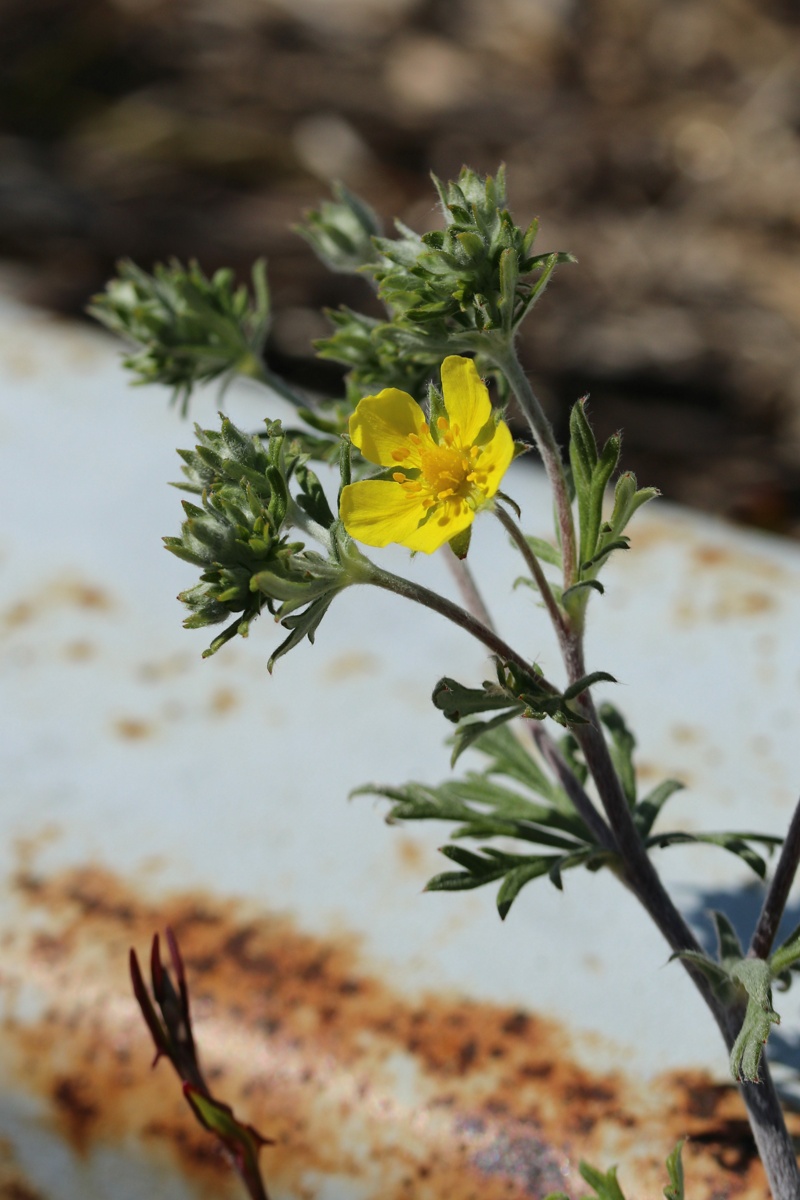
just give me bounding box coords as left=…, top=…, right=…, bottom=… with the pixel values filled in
left=491, top=347, right=578, bottom=590
left=494, top=504, right=567, bottom=637
left=367, top=565, right=537, bottom=678
left=750, top=795, right=800, bottom=960
left=444, top=553, right=496, bottom=634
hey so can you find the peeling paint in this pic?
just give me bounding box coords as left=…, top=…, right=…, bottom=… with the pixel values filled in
left=0, top=860, right=789, bottom=1199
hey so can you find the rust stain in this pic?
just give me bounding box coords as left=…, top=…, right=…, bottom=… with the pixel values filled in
left=113, top=718, right=155, bottom=741
left=2, top=580, right=115, bottom=632
left=0, top=861, right=789, bottom=1199
left=394, top=836, right=427, bottom=876
left=0, top=1136, right=48, bottom=1200
left=209, top=688, right=238, bottom=716
left=710, top=591, right=775, bottom=619
left=320, top=652, right=380, bottom=682
left=62, top=639, right=95, bottom=662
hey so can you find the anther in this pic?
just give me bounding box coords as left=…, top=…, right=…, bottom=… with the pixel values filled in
left=392, top=472, right=406, bottom=483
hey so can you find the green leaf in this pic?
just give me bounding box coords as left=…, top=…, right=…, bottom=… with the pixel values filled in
left=432, top=676, right=521, bottom=723
left=562, top=579, right=605, bottom=605
left=712, top=909, right=745, bottom=962
left=562, top=671, right=616, bottom=703
left=771, top=921, right=800, bottom=976
left=663, top=1140, right=685, bottom=1200
left=598, top=703, right=637, bottom=806
left=496, top=860, right=551, bottom=918
left=671, top=949, right=732, bottom=991
left=448, top=524, right=472, bottom=560
left=581, top=538, right=630, bottom=571
left=449, top=709, right=523, bottom=766
left=524, top=535, right=562, bottom=567
left=643, top=832, right=774, bottom=880
left=729, top=959, right=779, bottom=1082
left=578, top=1161, right=627, bottom=1200
left=267, top=593, right=336, bottom=672
left=633, top=780, right=684, bottom=838
left=473, top=724, right=566, bottom=805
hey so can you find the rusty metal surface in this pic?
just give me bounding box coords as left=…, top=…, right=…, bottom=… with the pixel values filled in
left=2, top=290, right=800, bottom=1196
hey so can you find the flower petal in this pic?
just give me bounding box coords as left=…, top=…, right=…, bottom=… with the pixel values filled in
left=404, top=499, right=474, bottom=554
left=440, top=356, right=491, bottom=444
left=477, top=419, right=515, bottom=499
left=349, top=388, right=427, bottom=467
left=340, top=479, right=426, bottom=548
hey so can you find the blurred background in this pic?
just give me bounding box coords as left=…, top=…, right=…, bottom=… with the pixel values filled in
left=2, top=0, right=800, bottom=531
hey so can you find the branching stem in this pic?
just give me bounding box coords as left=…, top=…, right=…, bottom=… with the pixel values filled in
left=494, top=350, right=800, bottom=1198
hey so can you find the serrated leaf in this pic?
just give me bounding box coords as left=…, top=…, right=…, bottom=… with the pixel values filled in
left=474, top=724, right=564, bottom=803
left=497, top=860, right=552, bottom=919
left=267, top=594, right=335, bottom=672
left=432, top=676, right=519, bottom=723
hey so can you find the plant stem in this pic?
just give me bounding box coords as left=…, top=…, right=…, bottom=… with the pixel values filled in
left=568, top=642, right=800, bottom=1197
left=529, top=724, right=617, bottom=854
left=443, top=552, right=611, bottom=850
left=750, top=795, right=800, bottom=960
left=240, top=354, right=308, bottom=409
left=493, top=348, right=799, bottom=1195
left=494, top=504, right=567, bottom=638
left=444, top=553, right=496, bottom=634
left=491, top=347, right=578, bottom=590
left=367, top=564, right=536, bottom=678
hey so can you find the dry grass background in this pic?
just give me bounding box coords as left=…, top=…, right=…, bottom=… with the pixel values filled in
left=2, top=0, right=800, bottom=529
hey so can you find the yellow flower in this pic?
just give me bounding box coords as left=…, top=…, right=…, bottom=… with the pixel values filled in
left=340, top=356, right=514, bottom=553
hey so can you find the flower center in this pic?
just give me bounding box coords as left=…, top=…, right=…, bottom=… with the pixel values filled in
left=419, top=442, right=472, bottom=501
left=390, top=417, right=497, bottom=514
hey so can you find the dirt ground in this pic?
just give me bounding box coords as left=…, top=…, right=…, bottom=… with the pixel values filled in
left=2, top=0, right=800, bottom=531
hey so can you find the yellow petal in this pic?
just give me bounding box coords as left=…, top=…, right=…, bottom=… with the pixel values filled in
left=340, top=479, right=426, bottom=547
left=477, top=419, right=515, bottom=499
left=349, top=388, right=427, bottom=467
left=440, top=356, right=491, bottom=445
left=404, top=499, right=474, bottom=554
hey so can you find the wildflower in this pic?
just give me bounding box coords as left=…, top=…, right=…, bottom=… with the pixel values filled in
left=340, top=356, right=514, bottom=553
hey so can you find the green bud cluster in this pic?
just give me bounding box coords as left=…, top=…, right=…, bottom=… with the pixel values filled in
left=165, top=418, right=301, bottom=656
left=165, top=417, right=359, bottom=666
left=367, top=166, right=574, bottom=351
left=315, top=307, right=438, bottom=404
left=90, top=259, right=270, bottom=412
left=295, top=182, right=383, bottom=275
